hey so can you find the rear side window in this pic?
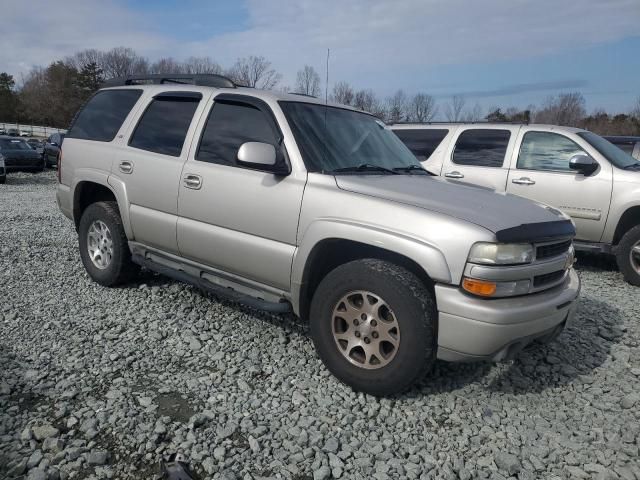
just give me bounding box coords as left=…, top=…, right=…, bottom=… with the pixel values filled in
left=393, top=129, right=448, bottom=161
left=517, top=131, right=586, bottom=172
left=453, top=129, right=511, bottom=167
left=67, top=89, right=142, bottom=142
left=129, top=93, right=201, bottom=157
left=196, top=100, right=279, bottom=166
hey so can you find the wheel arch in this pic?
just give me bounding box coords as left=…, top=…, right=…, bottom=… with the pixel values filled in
left=292, top=221, right=451, bottom=320
left=613, top=206, right=640, bottom=245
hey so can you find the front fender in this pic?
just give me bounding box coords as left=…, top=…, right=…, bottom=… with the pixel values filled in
left=290, top=218, right=451, bottom=315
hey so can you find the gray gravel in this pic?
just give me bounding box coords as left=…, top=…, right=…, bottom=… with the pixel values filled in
left=1, top=170, right=639, bottom=480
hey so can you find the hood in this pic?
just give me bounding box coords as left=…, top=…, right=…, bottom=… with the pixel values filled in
left=335, top=175, right=575, bottom=243
left=0, top=149, right=41, bottom=159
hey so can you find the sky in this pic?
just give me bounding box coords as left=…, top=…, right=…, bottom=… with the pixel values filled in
left=1, top=0, right=639, bottom=115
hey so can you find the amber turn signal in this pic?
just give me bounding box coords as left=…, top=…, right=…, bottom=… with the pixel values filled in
left=462, top=277, right=497, bottom=297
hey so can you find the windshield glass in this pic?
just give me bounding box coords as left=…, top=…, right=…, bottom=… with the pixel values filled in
left=0, top=139, right=32, bottom=151
left=279, top=101, right=422, bottom=173
left=577, top=131, right=639, bottom=169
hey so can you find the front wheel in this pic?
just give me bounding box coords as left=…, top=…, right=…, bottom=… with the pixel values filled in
left=310, top=259, right=437, bottom=396
left=616, top=225, right=640, bottom=286
left=78, top=201, right=139, bottom=286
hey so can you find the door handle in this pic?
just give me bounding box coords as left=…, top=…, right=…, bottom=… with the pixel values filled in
left=183, top=174, right=202, bottom=190
left=444, top=171, right=464, bottom=179
left=512, top=177, right=536, bottom=186
left=119, top=161, right=134, bottom=174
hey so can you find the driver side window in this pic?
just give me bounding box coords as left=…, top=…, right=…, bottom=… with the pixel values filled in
left=517, top=132, right=586, bottom=172
left=196, top=100, right=279, bottom=167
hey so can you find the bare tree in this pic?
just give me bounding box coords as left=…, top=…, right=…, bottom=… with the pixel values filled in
left=101, top=47, right=148, bottom=79
left=534, top=92, right=586, bottom=126
left=149, top=57, right=185, bottom=74
left=385, top=89, right=408, bottom=123
left=295, top=65, right=321, bottom=97
left=182, top=56, right=223, bottom=75
left=353, top=89, right=384, bottom=118
left=331, top=81, right=354, bottom=105
left=64, top=49, right=104, bottom=71
left=461, top=102, right=483, bottom=122
left=631, top=96, right=640, bottom=120
left=443, top=95, right=466, bottom=121
left=227, top=56, right=281, bottom=89
left=408, top=93, right=437, bottom=122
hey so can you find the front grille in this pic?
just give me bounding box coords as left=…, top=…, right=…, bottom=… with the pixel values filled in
left=536, top=240, right=572, bottom=260
left=533, top=270, right=566, bottom=287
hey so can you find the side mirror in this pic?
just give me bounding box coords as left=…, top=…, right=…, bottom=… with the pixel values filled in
left=569, top=154, right=598, bottom=176
left=237, top=142, right=289, bottom=175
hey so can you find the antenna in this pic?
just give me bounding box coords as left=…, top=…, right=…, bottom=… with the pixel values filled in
left=325, top=48, right=330, bottom=104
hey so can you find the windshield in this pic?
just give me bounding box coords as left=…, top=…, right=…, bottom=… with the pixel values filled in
left=0, top=139, right=32, bottom=151
left=577, top=131, right=640, bottom=169
left=279, top=101, right=422, bottom=173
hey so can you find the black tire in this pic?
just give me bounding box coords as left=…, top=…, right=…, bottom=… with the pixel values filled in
left=616, top=225, right=640, bottom=286
left=310, top=258, right=437, bottom=396
left=78, top=201, right=139, bottom=287
left=0, top=176, right=5, bottom=184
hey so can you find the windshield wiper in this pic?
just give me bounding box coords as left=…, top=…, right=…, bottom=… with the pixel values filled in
left=392, top=165, right=433, bottom=175
left=330, top=163, right=399, bottom=175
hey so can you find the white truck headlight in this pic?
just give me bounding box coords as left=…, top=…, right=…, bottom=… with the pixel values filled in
left=468, top=242, right=534, bottom=265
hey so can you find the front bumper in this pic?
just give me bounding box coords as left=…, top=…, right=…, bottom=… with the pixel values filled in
left=5, top=158, right=42, bottom=170
left=435, top=268, right=580, bottom=362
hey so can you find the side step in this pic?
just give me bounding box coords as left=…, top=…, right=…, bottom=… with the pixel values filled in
left=131, top=254, right=291, bottom=313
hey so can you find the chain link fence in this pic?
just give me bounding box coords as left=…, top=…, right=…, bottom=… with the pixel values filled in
left=0, top=122, right=67, bottom=138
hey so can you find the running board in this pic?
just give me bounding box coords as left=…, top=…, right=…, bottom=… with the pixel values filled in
left=573, top=241, right=613, bottom=254
left=131, top=253, right=291, bottom=313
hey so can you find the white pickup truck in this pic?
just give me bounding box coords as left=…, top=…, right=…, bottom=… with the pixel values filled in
left=392, top=123, right=640, bottom=285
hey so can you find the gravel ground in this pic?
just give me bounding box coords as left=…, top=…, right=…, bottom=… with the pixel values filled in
left=1, top=170, right=639, bottom=480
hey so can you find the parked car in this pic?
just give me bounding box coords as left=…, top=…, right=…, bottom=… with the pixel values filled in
left=604, top=135, right=640, bottom=160
left=6, top=128, right=20, bottom=137
left=391, top=123, right=640, bottom=285
left=44, top=133, right=65, bottom=167
left=57, top=74, right=580, bottom=395
left=0, top=136, right=46, bottom=172
left=27, top=138, right=45, bottom=157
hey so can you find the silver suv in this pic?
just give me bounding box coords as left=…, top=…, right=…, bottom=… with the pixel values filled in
left=57, top=75, right=580, bottom=395
left=392, top=123, right=640, bottom=285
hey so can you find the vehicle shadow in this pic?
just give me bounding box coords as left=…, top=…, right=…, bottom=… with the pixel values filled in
left=575, top=251, right=618, bottom=273
left=403, top=295, right=623, bottom=398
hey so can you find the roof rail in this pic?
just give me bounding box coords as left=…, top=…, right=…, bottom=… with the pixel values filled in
left=390, top=121, right=529, bottom=126
left=102, top=74, right=236, bottom=89
left=289, top=92, right=318, bottom=99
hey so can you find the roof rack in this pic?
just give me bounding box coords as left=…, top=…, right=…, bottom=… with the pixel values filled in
left=102, top=74, right=236, bottom=89
left=289, top=92, right=318, bottom=99
left=390, top=121, right=529, bottom=125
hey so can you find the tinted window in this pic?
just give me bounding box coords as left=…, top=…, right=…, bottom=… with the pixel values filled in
left=67, top=89, right=142, bottom=142
left=453, top=129, right=510, bottom=167
left=518, top=132, right=586, bottom=172
left=129, top=94, right=201, bottom=157
left=393, top=129, right=448, bottom=161
left=197, top=100, right=279, bottom=166
left=579, top=132, right=639, bottom=168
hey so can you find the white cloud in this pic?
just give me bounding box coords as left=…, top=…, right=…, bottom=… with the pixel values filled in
left=1, top=0, right=638, bottom=91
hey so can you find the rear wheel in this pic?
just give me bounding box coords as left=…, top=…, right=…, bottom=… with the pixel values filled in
left=78, top=201, right=139, bottom=286
left=310, top=259, right=437, bottom=396
left=616, top=225, right=640, bottom=286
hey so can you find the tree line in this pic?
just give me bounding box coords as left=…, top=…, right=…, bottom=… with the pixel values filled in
left=1, top=46, right=639, bottom=136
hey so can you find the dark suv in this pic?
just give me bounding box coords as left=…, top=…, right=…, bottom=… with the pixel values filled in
left=44, top=133, right=65, bottom=167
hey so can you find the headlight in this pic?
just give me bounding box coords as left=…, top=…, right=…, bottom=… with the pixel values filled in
left=468, top=242, right=534, bottom=265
